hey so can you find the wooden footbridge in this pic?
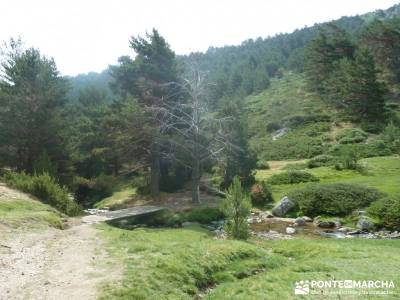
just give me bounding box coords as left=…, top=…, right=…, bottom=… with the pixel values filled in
left=82, top=205, right=166, bottom=224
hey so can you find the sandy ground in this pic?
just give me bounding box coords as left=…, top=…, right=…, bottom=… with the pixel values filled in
left=0, top=185, right=120, bottom=300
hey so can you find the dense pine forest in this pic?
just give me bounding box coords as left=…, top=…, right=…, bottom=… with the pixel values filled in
left=2, top=4, right=400, bottom=208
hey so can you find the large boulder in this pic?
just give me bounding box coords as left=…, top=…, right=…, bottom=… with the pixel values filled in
left=272, top=196, right=295, bottom=217
left=357, top=217, right=375, bottom=231
left=316, top=221, right=336, bottom=228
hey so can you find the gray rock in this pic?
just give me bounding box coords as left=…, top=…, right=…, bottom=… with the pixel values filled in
left=272, top=127, right=290, bottom=141
left=313, top=216, right=321, bottom=223
left=294, top=217, right=306, bottom=226
left=316, top=221, right=336, bottom=228
left=286, top=227, right=296, bottom=234
left=337, top=227, right=352, bottom=233
left=303, top=216, right=313, bottom=222
left=272, top=197, right=295, bottom=217
left=387, top=231, right=400, bottom=239
left=333, top=219, right=342, bottom=228
left=357, top=218, right=375, bottom=231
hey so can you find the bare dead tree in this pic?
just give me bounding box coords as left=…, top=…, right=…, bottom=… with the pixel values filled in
left=152, top=68, right=234, bottom=204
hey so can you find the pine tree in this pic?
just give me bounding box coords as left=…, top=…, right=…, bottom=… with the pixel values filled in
left=360, top=19, right=400, bottom=83
left=218, top=98, right=256, bottom=189
left=0, top=40, right=69, bottom=176
left=111, top=29, right=179, bottom=197
left=221, top=177, right=251, bottom=240
left=328, top=48, right=386, bottom=121
left=305, top=24, right=355, bottom=94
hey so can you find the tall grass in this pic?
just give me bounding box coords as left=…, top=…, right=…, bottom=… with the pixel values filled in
left=3, top=171, right=81, bottom=216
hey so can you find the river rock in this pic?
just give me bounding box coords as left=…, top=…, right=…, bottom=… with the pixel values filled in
left=303, top=216, right=312, bottom=222
left=387, top=231, right=400, bottom=239
left=294, top=217, right=306, bottom=226
left=286, top=227, right=296, bottom=234
left=272, top=197, right=295, bottom=217
left=333, top=219, right=342, bottom=228
left=316, top=220, right=336, bottom=228
left=337, top=227, right=352, bottom=233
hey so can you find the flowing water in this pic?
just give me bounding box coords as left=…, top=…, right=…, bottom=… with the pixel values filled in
left=250, top=218, right=346, bottom=239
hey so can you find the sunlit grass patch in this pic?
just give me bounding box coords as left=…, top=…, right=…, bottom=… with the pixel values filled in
left=0, top=199, right=63, bottom=229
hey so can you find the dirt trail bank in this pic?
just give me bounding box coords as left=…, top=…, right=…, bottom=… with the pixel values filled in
left=0, top=222, right=119, bottom=300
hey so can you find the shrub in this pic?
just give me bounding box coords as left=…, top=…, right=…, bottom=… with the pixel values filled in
left=382, top=122, right=400, bottom=154
left=329, top=142, right=392, bottom=159
left=337, top=128, right=368, bottom=144
left=334, top=144, right=361, bottom=170
left=3, top=171, right=81, bottom=216
left=288, top=183, right=385, bottom=217
left=220, top=177, right=251, bottom=240
left=267, top=170, right=319, bottom=185
left=360, top=122, right=384, bottom=134
left=256, top=161, right=270, bottom=170
left=182, top=207, right=224, bottom=224
left=368, top=196, right=400, bottom=230
left=283, top=114, right=331, bottom=128
left=307, top=155, right=335, bottom=168
left=132, top=175, right=151, bottom=195
left=74, top=174, right=117, bottom=207
left=250, top=182, right=274, bottom=207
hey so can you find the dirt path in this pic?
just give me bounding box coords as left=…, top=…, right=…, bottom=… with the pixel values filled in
left=0, top=221, right=119, bottom=300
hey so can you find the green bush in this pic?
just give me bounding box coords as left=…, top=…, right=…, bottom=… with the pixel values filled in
left=182, top=207, right=224, bottom=224
left=334, top=144, right=361, bottom=170
left=74, top=174, right=117, bottom=207
left=337, top=128, right=368, bottom=144
left=360, top=122, right=384, bottom=134
left=288, top=183, right=385, bottom=217
left=283, top=114, right=331, bottom=128
left=256, top=161, right=270, bottom=170
left=329, top=142, right=392, bottom=159
left=267, top=170, right=319, bottom=185
left=368, top=196, right=400, bottom=230
left=132, top=175, right=151, bottom=195
left=250, top=182, right=274, bottom=207
left=220, top=177, right=251, bottom=240
left=307, top=155, right=335, bottom=168
left=382, top=122, right=400, bottom=154
left=3, top=171, right=81, bottom=216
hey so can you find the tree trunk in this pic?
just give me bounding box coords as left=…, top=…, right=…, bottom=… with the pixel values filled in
left=191, top=157, right=201, bottom=204
left=150, top=142, right=160, bottom=198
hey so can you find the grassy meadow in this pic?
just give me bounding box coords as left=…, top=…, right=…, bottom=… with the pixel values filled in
left=256, top=156, right=400, bottom=202
left=98, top=224, right=400, bottom=300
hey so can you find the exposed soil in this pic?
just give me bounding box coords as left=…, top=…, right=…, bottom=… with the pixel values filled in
left=0, top=184, right=121, bottom=300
